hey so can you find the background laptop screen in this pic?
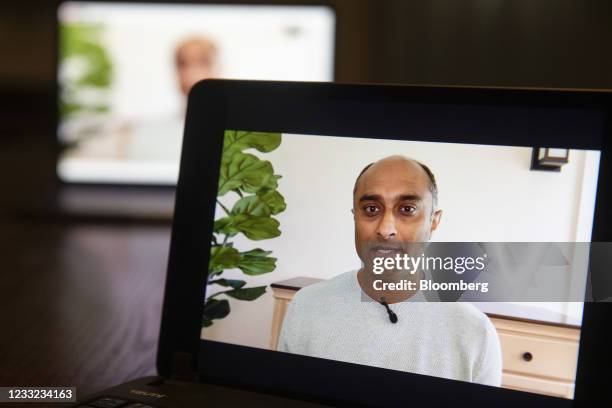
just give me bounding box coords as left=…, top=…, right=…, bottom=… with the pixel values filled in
left=56, top=2, right=335, bottom=185
left=200, top=109, right=602, bottom=401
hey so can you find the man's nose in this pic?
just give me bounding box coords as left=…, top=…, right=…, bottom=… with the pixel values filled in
left=376, top=210, right=397, bottom=239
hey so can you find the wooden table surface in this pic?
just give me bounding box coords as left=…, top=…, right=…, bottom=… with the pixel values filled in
left=0, top=215, right=171, bottom=400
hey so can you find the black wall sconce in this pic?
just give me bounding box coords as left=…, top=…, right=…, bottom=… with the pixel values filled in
left=530, top=147, right=570, bottom=172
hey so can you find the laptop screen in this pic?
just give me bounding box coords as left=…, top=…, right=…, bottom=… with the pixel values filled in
left=56, top=1, right=335, bottom=185
left=199, top=104, right=604, bottom=401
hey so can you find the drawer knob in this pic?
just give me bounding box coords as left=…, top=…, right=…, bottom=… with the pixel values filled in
left=522, top=352, right=533, bottom=362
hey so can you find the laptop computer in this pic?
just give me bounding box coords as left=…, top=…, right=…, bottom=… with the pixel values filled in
left=71, top=80, right=612, bottom=407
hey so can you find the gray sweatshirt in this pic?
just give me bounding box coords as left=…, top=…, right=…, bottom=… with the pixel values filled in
left=278, top=270, right=502, bottom=387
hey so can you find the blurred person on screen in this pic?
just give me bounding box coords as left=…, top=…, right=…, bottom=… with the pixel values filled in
left=175, top=36, right=219, bottom=97
left=278, top=155, right=502, bottom=386
left=62, top=35, right=219, bottom=167
left=113, top=35, right=220, bottom=162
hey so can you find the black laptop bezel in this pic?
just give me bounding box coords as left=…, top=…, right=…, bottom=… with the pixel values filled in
left=159, top=79, right=612, bottom=407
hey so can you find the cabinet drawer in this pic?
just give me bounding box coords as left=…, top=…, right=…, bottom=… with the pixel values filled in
left=497, top=332, right=578, bottom=381
left=502, top=372, right=574, bottom=399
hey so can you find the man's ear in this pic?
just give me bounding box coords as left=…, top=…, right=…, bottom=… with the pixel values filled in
left=430, top=209, right=443, bottom=234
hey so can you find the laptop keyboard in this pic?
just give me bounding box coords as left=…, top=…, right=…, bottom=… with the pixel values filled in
left=77, top=397, right=157, bottom=408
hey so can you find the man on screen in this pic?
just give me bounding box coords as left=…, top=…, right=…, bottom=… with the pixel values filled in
left=175, top=36, right=219, bottom=97
left=278, top=155, right=502, bottom=386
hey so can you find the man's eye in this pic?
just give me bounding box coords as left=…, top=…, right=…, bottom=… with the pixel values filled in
left=400, top=205, right=417, bottom=215
left=363, top=205, right=380, bottom=215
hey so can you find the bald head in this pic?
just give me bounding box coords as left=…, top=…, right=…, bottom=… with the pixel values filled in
left=175, top=36, right=218, bottom=96
left=352, top=155, right=443, bottom=260
left=353, top=156, right=438, bottom=210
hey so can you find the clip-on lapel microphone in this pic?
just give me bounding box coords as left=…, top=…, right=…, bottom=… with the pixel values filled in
left=379, top=299, right=398, bottom=323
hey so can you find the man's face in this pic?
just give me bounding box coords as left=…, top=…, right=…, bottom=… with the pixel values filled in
left=353, top=157, right=442, bottom=264
left=176, top=39, right=218, bottom=96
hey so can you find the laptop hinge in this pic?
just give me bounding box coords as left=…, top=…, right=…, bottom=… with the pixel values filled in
left=170, top=351, right=197, bottom=381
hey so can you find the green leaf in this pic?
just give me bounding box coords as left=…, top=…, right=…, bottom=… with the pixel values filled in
left=209, top=278, right=246, bottom=289
left=202, top=298, right=230, bottom=327
left=223, top=130, right=282, bottom=154
left=214, top=214, right=280, bottom=241
left=208, top=245, right=240, bottom=274
left=213, top=217, right=237, bottom=237
left=59, top=22, right=113, bottom=119
left=238, top=249, right=277, bottom=275
left=218, top=152, right=275, bottom=196
left=241, top=174, right=281, bottom=194
left=231, top=190, right=286, bottom=217
left=223, top=286, right=267, bottom=301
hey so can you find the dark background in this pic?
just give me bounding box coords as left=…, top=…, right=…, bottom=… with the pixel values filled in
left=1, top=0, right=611, bottom=400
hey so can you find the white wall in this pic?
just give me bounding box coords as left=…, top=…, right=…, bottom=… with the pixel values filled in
left=202, top=133, right=600, bottom=348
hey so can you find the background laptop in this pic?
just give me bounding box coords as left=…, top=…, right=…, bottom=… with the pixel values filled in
left=72, top=80, right=612, bottom=407
left=53, top=0, right=335, bottom=220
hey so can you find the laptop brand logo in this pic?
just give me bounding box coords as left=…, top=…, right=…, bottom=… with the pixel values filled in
left=129, top=389, right=167, bottom=399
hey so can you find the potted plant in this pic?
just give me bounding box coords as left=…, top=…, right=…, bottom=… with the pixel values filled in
left=204, top=130, right=286, bottom=327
